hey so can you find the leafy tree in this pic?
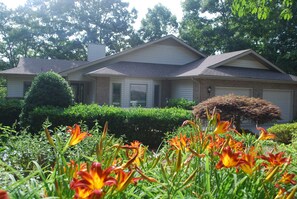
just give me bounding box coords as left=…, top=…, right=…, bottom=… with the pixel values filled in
left=138, top=4, right=178, bottom=42
left=193, top=94, right=281, bottom=131
left=180, top=0, right=297, bottom=75
left=0, top=0, right=138, bottom=69
left=20, top=71, right=74, bottom=127
left=232, top=0, right=293, bottom=20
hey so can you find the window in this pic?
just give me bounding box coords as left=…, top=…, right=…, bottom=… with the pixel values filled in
left=112, top=83, right=121, bottom=106
left=71, top=83, right=84, bottom=103
left=23, top=81, right=32, bottom=96
left=130, top=84, right=147, bottom=107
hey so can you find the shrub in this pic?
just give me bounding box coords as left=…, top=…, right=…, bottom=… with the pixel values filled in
left=268, top=122, right=297, bottom=144
left=29, top=105, right=192, bottom=148
left=20, top=71, right=74, bottom=126
left=167, top=98, right=196, bottom=110
left=193, top=94, right=281, bottom=130
left=0, top=99, right=23, bottom=126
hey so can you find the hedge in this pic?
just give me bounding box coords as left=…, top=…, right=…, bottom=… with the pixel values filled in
left=0, top=99, right=23, bottom=126
left=268, top=122, right=297, bottom=144
left=29, top=104, right=192, bottom=148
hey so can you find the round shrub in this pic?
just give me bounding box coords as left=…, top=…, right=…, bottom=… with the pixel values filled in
left=20, top=71, right=74, bottom=126
left=193, top=94, right=281, bottom=130
left=268, top=123, right=297, bottom=144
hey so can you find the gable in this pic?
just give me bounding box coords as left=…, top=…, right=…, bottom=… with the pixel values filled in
left=224, top=55, right=269, bottom=70
left=119, top=42, right=201, bottom=65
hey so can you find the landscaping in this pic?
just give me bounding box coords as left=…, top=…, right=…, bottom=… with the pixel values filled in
left=1, top=112, right=296, bottom=198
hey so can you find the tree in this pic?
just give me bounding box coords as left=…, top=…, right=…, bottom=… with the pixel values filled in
left=20, top=71, right=74, bottom=126
left=193, top=94, right=281, bottom=131
left=232, top=0, right=294, bottom=20
left=180, top=0, right=297, bottom=75
left=0, top=0, right=138, bottom=69
left=138, top=4, right=178, bottom=42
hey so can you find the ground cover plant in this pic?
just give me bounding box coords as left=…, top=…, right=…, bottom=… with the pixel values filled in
left=0, top=111, right=296, bottom=199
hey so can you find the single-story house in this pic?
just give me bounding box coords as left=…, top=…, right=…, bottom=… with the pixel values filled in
left=1, top=35, right=297, bottom=123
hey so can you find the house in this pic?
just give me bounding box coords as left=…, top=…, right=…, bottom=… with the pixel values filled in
left=1, top=35, right=297, bottom=123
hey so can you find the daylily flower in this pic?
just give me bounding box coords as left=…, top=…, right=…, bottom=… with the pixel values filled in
left=70, top=162, right=117, bottom=199
left=114, top=169, right=141, bottom=192
left=261, top=152, right=291, bottom=168
left=0, top=190, right=9, bottom=199
left=67, top=124, right=90, bottom=146
left=240, top=147, right=257, bottom=175
left=119, top=141, right=146, bottom=168
left=168, top=134, right=190, bottom=151
left=68, top=160, right=87, bottom=179
left=279, top=172, right=297, bottom=185
left=216, top=146, right=245, bottom=169
left=227, top=135, right=244, bottom=152
left=257, top=127, right=275, bottom=140
left=213, top=113, right=233, bottom=134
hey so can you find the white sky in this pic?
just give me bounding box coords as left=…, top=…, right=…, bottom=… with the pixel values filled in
left=0, top=0, right=184, bottom=28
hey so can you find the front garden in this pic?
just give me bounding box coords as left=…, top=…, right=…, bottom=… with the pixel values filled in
left=0, top=71, right=296, bottom=198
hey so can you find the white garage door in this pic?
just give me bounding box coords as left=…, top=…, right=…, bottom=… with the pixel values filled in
left=215, top=87, right=252, bottom=97
left=263, top=89, right=293, bottom=122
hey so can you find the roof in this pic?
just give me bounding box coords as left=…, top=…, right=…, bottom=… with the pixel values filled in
left=0, top=57, right=88, bottom=75
left=89, top=49, right=297, bottom=83
left=87, top=61, right=180, bottom=78
left=60, top=35, right=206, bottom=76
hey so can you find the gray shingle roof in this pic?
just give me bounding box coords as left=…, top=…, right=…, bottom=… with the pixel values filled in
left=88, top=50, right=297, bottom=83
left=87, top=61, right=180, bottom=78
left=0, top=57, right=88, bottom=75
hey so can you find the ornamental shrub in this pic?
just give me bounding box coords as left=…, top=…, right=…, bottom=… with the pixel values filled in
left=20, top=71, right=74, bottom=126
left=268, top=122, right=297, bottom=144
left=29, top=105, right=191, bottom=148
left=167, top=98, right=196, bottom=110
left=193, top=94, right=281, bottom=130
left=0, top=99, right=23, bottom=126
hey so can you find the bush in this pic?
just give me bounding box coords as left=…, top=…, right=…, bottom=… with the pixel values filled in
left=0, top=99, right=23, bottom=126
left=193, top=94, right=281, bottom=130
left=20, top=71, right=74, bottom=126
left=267, top=122, right=297, bottom=144
left=29, top=105, right=192, bottom=148
left=167, top=98, right=196, bottom=110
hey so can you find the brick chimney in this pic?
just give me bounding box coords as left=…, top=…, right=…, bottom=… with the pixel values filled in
left=87, top=44, right=106, bottom=61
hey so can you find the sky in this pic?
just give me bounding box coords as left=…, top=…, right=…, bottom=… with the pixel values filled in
left=0, top=0, right=184, bottom=28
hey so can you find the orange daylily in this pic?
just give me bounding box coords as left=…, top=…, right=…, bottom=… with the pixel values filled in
left=216, top=146, right=245, bottom=169
left=67, top=124, right=90, bottom=146
left=240, top=147, right=257, bottom=175
left=0, top=190, right=9, bottom=199
left=70, top=162, right=117, bottom=199
left=114, top=170, right=141, bottom=192
left=279, top=172, right=297, bottom=185
left=68, top=160, right=87, bottom=179
left=261, top=152, right=291, bottom=168
left=119, top=141, right=146, bottom=168
left=168, top=134, right=190, bottom=151
left=213, top=114, right=233, bottom=134
left=257, top=127, right=276, bottom=140
left=227, top=135, right=244, bottom=152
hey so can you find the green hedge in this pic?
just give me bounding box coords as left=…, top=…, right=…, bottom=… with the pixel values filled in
left=267, top=122, right=297, bottom=144
left=29, top=104, right=192, bottom=148
left=167, top=98, right=196, bottom=110
left=0, top=99, right=23, bottom=126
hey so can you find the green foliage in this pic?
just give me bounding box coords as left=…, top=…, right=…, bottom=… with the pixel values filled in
left=0, top=99, right=23, bottom=126
left=167, top=98, right=196, bottom=110
left=138, top=4, right=178, bottom=42
left=20, top=71, right=74, bottom=126
left=232, top=0, right=293, bottom=20
left=0, top=77, right=6, bottom=98
left=29, top=104, right=191, bottom=148
left=268, top=122, right=297, bottom=144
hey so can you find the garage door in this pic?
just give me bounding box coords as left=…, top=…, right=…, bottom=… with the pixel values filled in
left=215, top=87, right=252, bottom=97
left=263, top=89, right=293, bottom=122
